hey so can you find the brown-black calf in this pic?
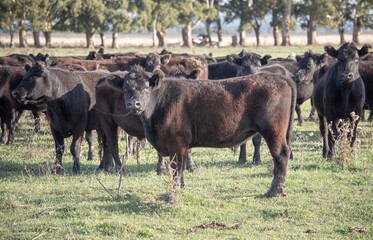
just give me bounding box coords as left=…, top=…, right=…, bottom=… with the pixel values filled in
left=108, top=66, right=296, bottom=197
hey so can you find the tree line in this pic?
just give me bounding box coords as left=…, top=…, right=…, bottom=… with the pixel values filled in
left=0, top=0, right=372, bottom=49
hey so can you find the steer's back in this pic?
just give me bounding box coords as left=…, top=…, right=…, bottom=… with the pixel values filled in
left=150, top=73, right=295, bottom=149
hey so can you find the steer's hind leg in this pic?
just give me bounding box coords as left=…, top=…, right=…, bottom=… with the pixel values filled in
left=252, top=134, right=262, bottom=165
left=157, top=152, right=166, bottom=175
left=0, top=116, right=7, bottom=144
left=237, top=143, right=247, bottom=164
left=185, top=149, right=197, bottom=172
left=71, top=134, right=83, bottom=174
left=295, top=104, right=304, bottom=126
left=51, top=129, right=65, bottom=174
left=85, top=130, right=96, bottom=161
left=263, top=136, right=290, bottom=197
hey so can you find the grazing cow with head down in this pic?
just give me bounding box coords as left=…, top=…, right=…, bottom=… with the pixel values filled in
left=107, top=65, right=296, bottom=197
left=12, top=63, right=109, bottom=174
left=313, top=42, right=369, bottom=158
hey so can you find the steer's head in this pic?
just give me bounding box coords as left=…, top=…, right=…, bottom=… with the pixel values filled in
left=325, top=42, right=371, bottom=83
left=234, top=53, right=271, bottom=76
left=144, top=52, right=171, bottom=72
left=12, top=62, right=51, bottom=104
left=294, top=50, right=329, bottom=82
left=120, top=65, right=164, bottom=115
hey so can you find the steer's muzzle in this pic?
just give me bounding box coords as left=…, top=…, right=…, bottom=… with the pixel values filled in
left=341, top=72, right=353, bottom=81
left=127, top=99, right=141, bottom=112
left=11, top=89, right=23, bottom=101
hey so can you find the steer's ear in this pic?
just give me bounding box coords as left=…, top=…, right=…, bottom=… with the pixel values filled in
left=149, top=69, right=165, bottom=87
left=102, top=75, right=125, bottom=93
left=238, top=49, right=248, bottom=57
left=189, top=69, right=201, bottom=79
left=324, top=45, right=338, bottom=58
left=230, top=55, right=242, bottom=65
left=161, top=54, right=171, bottom=64
left=261, top=55, right=272, bottom=65
left=316, top=53, right=329, bottom=65
left=296, top=55, right=303, bottom=63
left=98, top=46, right=104, bottom=54
left=25, top=64, right=31, bottom=72
left=358, top=44, right=372, bottom=57
left=29, top=53, right=35, bottom=58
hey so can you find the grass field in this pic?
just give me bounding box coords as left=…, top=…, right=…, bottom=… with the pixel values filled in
left=0, top=46, right=372, bottom=239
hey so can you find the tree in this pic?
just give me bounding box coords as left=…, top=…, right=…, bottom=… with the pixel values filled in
left=152, top=0, right=179, bottom=47
left=352, top=0, right=373, bottom=44
left=269, top=0, right=284, bottom=46
left=55, top=0, right=106, bottom=48
left=247, top=0, right=271, bottom=47
left=26, top=0, right=43, bottom=48
left=281, top=0, right=292, bottom=46
left=0, top=0, right=17, bottom=47
left=14, top=0, right=30, bottom=48
left=200, top=0, right=218, bottom=47
left=328, top=0, right=353, bottom=44
left=224, top=0, right=251, bottom=46
left=104, top=0, right=131, bottom=49
left=173, top=0, right=207, bottom=48
left=294, top=0, right=334, bottom=45
left=225, top=0, right=270, bottom=47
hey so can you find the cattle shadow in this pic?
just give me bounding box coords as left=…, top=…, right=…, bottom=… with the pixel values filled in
left=93, top=193, right=170, bottom=216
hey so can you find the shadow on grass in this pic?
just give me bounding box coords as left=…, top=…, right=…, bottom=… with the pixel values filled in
left=94, top=193, right=169, bottom=215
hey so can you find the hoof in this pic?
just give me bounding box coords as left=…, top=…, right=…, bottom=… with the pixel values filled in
left=264, top=188, right=287, bottom=198
left=238, top=159, right=246, bottom=165
left=116, top=165, right=124, bottom=173
left=104, top=165, right=114, bottom=173
left=52, top=166, right=62, bottom=175
left=157, top=168, right=167, bottom=175
left=186, top=165, right=197, bottom=173
left=264, top=184, right=287, bottom=198
left=252, top=160, right=261, bottom=166
left=87, top=152, right=96, bottom=161
left=72, top=169, right=81, bottom=175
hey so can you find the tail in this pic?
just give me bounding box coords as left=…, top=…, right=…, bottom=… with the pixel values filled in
left=284, top=75, right=297, bottom=148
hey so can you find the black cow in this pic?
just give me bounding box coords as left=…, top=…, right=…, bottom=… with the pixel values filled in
left=208, top=59, right=241, bottom=80
left=12, top=63, right=109, bottom=174
left=0, top=66, right=45, bottom=144
left=234, top=53, right=292, bottom=78
left=233, top=53, right=292, bottom=165
left=95, top=73, right=197, bottom=173
left=0, top=54, right=34, bottom=67
left=358, top=61, right=373, bottom=121
left=293, top=51, right=331, bottom=125
left=313, top=43, right=368, bottom=158
left=107, top=66, right=296, bottom=197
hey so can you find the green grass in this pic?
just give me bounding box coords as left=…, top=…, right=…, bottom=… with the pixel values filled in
left=0, top=47, right=372, bottom=239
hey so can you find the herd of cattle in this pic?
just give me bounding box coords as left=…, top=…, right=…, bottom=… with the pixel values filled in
left=1, top=42, right=372, bottom=197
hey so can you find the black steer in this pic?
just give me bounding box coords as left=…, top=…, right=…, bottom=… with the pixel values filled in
left=313, top=42, right=368, bottom=158
left=108, top=66, right=296, bottom=197
left=12, top=63, right=109, bottom=174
